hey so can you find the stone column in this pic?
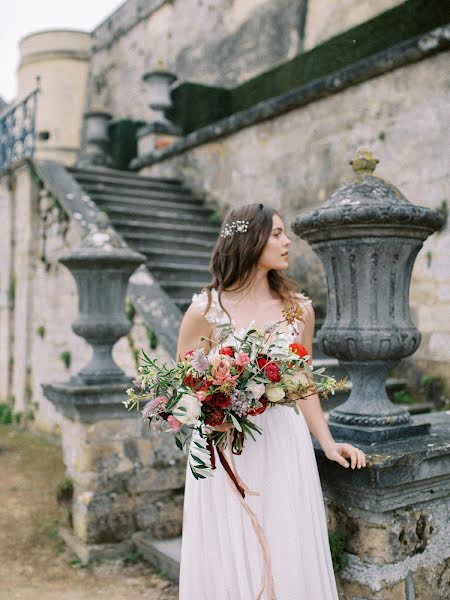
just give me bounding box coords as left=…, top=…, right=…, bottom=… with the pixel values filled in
left=42, top=219, right=186, bottom=562
left=292, top=148, right=450, bottom=599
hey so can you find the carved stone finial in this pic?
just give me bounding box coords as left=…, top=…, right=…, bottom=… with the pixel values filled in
left=350, top=147, right=379, bottom=175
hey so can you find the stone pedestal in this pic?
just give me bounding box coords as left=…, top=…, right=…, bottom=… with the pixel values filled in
left=317, top=413, right=450, bottom=599
left=137, top=122, right=180, bottom=157
left=43, top=381, right=186, bottom=561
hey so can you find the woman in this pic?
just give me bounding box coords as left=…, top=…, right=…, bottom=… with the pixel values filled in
left=176, top=203, right=366, bottom=600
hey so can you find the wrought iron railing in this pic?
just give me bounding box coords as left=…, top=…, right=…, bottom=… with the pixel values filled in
left=0, top=80, right=40, bottom=171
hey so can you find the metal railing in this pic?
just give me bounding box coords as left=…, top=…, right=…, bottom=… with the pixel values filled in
left=0, top=79, right=40, bottom=171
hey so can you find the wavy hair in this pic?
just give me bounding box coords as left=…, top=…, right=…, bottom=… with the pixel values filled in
left=202, top=203, right=301, bottom=323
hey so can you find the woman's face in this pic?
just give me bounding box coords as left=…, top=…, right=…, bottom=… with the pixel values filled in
left=258, top=214, right=291, bottom=272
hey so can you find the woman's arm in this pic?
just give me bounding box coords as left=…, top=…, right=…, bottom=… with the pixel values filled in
left=295, top=302, right=366, bottom=469
left=176, top=302, right=213, bottom=361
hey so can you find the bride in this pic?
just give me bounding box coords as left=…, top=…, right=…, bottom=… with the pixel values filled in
left=176, top=203, right=366, bottom=600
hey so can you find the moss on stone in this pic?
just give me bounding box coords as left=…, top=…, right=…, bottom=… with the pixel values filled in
left=169, top=0, right=449, bottom=133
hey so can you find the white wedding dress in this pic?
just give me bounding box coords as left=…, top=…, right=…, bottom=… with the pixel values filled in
left=179, top=289, right=339, bottom=600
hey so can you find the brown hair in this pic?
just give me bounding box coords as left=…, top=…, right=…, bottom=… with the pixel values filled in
left=202, top=203, right=300, bottom=323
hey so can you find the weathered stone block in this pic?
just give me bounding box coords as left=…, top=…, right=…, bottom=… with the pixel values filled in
left=134, top=491, right=184, bottom=539
left=336, top=578, right=406, bottom=600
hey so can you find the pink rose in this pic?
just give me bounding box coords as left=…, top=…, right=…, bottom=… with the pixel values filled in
left=167, top=415, right=182, bottom=432
left=210, top=355, right=232, bottom=380
left=195, top=390, right=207, bottom=403
left=235, top=351, right=251, bottom=367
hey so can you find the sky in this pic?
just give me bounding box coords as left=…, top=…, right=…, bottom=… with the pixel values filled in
left=0, top=0, right=125, bottom=103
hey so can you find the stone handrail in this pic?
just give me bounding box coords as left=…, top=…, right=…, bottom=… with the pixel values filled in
left=32, top=159, right=182, bottom=358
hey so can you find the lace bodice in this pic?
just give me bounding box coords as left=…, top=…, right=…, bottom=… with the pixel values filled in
left=191, top=288, right=312, bottom=350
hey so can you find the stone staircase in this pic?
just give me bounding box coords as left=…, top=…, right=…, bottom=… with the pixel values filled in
left=68, top=166, right=219, bottom=313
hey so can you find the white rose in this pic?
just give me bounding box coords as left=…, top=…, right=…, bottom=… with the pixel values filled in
left=245, top=382, right=266, bottom=400
left=172, top=393, right=201, bottom=425
left=282, top=370, right=311, bottom=400
left=265, top=384, right=286, bottom=403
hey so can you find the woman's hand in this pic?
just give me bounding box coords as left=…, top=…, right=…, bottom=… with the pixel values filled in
left=323, top=442, right=366, bottom=469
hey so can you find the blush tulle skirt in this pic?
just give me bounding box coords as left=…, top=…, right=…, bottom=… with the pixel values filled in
left=179, top=405, right=339, bottom=600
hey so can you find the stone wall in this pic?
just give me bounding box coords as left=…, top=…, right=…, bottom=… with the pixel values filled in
left=0, top=162, right=171, bottom=432
left=89, top=0, right=307, bottom=120
left=141, top=50, right=450, bottom=386
left=303, top=0, right=404, bottom=50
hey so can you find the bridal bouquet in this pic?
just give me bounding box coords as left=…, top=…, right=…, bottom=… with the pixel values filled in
left=124, top=305, right=346, bottom=481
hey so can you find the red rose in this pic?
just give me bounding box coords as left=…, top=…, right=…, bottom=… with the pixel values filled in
left=183, top=350, right=195, bottom=360
left=211, top=392, right=232, bottom=408
left=203, top=405, right=225, bottom=426
left=257, top=356, right=268, bottom=369
left=289, top=343, right=309, bottom=358
left=248, top=396, right=268, bottom=416
left=183, top=373, right=204, bottom=391
left=265, top=362, right=281, bottom=382
left=219, top=346, right=235, bottom=357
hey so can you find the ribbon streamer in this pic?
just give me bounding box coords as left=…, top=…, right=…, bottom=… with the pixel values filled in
left=214, top=431, right=277, bottom=600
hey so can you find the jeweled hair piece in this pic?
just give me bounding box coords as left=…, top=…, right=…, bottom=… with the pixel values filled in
left=220, top=219, right=250, bottom=238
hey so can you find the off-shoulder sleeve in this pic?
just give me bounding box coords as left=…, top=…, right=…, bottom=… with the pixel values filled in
left=191, top=289, right=230, bottom=325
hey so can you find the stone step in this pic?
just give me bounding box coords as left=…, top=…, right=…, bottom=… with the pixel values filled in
left=124, top=232, right=216, bottom=252
left=112, top=219, right=219, bottom=239
left=92, top=193, right=212, bottom=213
left=132, top=532, right=180, bottom=582
left=83, top=184, right=202, bottom=204
left=98, top=204, right=219, bottom=226
left=146, top=261, right=211, bottom=281
left=160, top=280, right=210, bottom=299
left=69, top=166, right=183, bottom=188
left=138, top=246, right=212, bottom=264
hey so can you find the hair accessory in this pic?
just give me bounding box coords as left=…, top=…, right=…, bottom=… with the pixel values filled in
left=220, top=219, right=250, bottom=238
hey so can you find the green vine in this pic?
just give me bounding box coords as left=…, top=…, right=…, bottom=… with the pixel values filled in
left=36, top=325, right=46, bottom=338
left=8, top=272, right=16, bottom=306
left=145, top=326, right=158, bottom=350
left=329, top=531, right=349, bottom=572
left=38, top=186, right=70, bottom=271
left=60, top=351, right=71, bottom=370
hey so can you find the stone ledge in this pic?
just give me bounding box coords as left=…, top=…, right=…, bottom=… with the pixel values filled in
left=316, top=413, right=450, bottom=512
left=131, top=26, right=450, bottom=170
left=132, top=531, right=181, bottom=582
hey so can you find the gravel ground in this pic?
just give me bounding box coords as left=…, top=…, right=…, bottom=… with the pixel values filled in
left=0, top=425, right=179, bottom=600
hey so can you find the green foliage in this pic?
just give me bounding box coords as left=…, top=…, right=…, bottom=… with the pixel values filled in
left=67, top=556, right=89, bottom=569
left=60, top=351, right=71, bottom=370
left=393, top=389, right=414, bottom=404
left=169, top=0, right=449, bottom=133
left=56, top=477, right=74, bottom=503
left=146, top=326, right=159, bottom=350
left=0, top=403, right=13, bottom=424
left=329, top=531, right=349, bottom=572
left=378, top=131, right=386, bottom=141
left=123, top=548, right=143, bottom=565
left=8, top=272, right=16, bottom=305
left=36, top=325, right=46, bottom=338
left=125, top=299, right=136, bottom=322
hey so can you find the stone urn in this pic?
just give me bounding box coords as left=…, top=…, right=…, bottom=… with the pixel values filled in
left=78, top=110, right=113, bottom=167
left=292, top=148, right=444, bottom=441
left=59, top=215, right=145, bottom=385
left=141, top=69, right=181, bottom=135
